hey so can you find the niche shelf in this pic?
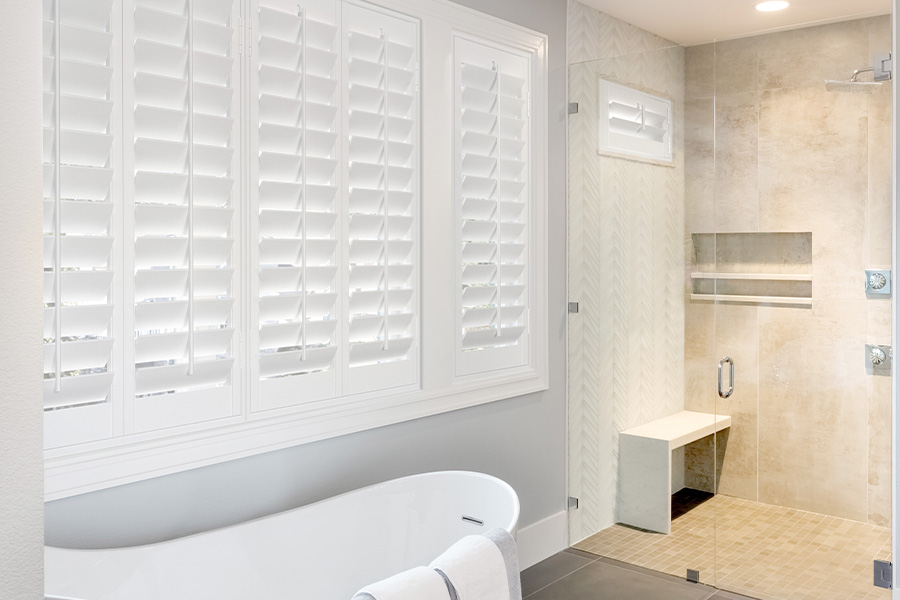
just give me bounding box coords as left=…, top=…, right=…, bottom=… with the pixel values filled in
left=690, top=232, right=813, bottom=306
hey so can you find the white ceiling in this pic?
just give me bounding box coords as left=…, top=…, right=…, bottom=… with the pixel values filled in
left=577, top=0, right=891, bottom=46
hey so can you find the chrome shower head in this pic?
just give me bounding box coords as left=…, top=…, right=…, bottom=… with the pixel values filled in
left=826, top=55, right=892, bottom=94
left=824, top=79, right=883, bottom=94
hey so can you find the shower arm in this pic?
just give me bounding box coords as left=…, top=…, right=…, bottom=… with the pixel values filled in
left=850, top=66, right=874, bottom=82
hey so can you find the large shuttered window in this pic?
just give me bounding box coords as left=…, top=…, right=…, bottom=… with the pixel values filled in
left=44, top=0, right=547, bottom=500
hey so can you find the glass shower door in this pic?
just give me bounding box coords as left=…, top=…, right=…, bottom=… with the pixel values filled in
left=707, top=20, right=894, bottom=599
left=567, top=43, right=721, bottom=583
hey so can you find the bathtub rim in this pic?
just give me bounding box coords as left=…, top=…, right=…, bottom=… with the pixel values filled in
left=45, top=470, right=521, bottom=554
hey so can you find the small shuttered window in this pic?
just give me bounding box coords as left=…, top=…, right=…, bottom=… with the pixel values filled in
left=454, top=35, right=531, bottom=377
left=597, top=79, right=673, bottom=164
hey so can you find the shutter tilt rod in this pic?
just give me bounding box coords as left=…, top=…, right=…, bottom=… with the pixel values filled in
left=187, top=0, right=195, bottom=375
left=490, top=62, right=502, bottom=338
left=299, top=7, right=308, bottom=361
left=380, top=29, right=391, bottom=351
left=54, top=0, right=62, bottom=392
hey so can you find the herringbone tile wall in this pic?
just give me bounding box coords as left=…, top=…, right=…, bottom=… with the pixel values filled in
left=567, top=0, right=686, bottom=545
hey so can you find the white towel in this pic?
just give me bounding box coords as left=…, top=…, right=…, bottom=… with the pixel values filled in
left=352, top=565, right=452, bottom=600
left=429, top=535, right=510, bottom=600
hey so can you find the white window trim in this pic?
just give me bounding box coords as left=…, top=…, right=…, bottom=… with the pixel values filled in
left=44, top=0, right=548, bottom=501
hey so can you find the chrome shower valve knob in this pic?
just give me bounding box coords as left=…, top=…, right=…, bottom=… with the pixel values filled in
left=869, top=272, right=887, bottom=290
left=870, top=347, right=887, bottom=365
left=865, top=270, right=892, bottom=295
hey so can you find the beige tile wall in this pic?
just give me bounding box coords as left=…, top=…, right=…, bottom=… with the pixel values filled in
left=567, top=0, right=686, bottom=544
left=683, top=16, right=893, bottom=526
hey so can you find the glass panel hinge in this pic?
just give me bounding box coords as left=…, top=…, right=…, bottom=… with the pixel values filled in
left=875, top=560, right=892, bottom=589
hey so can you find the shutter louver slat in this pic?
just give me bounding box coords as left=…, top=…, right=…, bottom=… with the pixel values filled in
left=42, top=0, right=118, bottom=437
left=254, top=1, right=340, bottom=409
left=456, top=38, right=531, bottom=376
left=344, top=6, right=418, bottom=395
left=131, top=0, right=239, bottom=423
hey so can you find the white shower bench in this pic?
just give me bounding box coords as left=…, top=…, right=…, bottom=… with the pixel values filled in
left=618, top=410, right=731, bottom=534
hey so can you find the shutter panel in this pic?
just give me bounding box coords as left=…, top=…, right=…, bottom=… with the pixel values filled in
left=454, top=36, right=530, bottom=376
left=252, top=0, right=341, bottom=411
left=343, top=4, right=419, bottom=395
left=130, top=0, right=241, bottom=431
left=42, top=0, right=120, bottom=447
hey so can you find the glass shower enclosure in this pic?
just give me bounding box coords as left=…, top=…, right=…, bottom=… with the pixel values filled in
left=566, top=5, right=894, bottom=599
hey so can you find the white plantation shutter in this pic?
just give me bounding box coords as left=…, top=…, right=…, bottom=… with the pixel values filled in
left=343, top=4, right=419, bottom=395
left=42, top=0, right=121, bottom=447
left=252, top=0, right=341, bottom=410
left=129, top=0, right=241, bottom=430
left=455, top=36, right=531, bottom=377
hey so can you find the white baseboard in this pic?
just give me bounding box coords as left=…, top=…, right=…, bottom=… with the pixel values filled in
left=516, top=510, right=568, bottom=570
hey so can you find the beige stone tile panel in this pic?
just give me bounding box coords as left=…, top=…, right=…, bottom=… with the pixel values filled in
left=757, top=299, right=869, bottom=521
left=685, top=43, right=714, bottom=100
left=714, top=92, right=760, bottom=233
left=684, top=98, right=715, bottom=236
left=867, top=307, right=892, bottom=526
left=867, top=15, right=893, bottom=61
left=758, top=19, right=868, bottom=91
left=758, top=87, right=868, bottom=301
left=713, top=303, right=759, bottom=501
left=868, top=82, right=892, bottom=268
left=684, top=298, right=716, bottom=415
left=714, top=37, right=759, bottom=96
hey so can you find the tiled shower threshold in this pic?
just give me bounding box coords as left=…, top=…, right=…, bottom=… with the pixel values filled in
left=573, top=491, right=892, bottom=600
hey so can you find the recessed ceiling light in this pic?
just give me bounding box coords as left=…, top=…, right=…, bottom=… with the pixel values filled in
left=755, top=1, right=790, bottom=11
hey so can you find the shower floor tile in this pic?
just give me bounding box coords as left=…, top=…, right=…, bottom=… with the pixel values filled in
left=573, top=492, right=892, bottom=600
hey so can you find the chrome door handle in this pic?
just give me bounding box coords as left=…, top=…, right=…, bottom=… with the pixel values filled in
left=718, top=356, right=734, bottom=399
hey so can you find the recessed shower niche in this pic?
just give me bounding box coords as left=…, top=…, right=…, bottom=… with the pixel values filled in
left=690, top=232, right=813, bottom=306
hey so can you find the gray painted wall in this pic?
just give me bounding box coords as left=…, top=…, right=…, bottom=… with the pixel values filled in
left=0, top=1, right=46, bottom=597
left=45, top=0, right=569, bottom=549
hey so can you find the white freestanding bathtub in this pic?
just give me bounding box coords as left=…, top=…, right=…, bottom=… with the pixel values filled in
left=45, top=471, right=520, bottom=600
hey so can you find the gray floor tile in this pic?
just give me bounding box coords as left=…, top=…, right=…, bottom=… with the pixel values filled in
left=526, top=559, right=717, bottom=600
left=521, top=550, right=596, bottom=597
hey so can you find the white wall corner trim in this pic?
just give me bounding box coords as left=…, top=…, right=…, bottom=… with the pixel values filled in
left=516, top=509, right=569, bottom=570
